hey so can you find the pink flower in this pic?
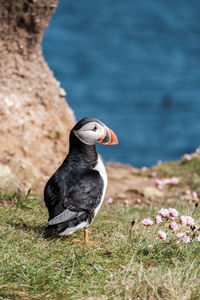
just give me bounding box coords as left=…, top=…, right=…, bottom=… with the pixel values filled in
left=155, top=179, right=162, bottom=185
left=170, top=178, right=180, bottom=185
left=158, top=230, right=166, bottom=240
left=176, top=233, right=190, bottom=243
left=179, top=216, right=187, bottom=226
left=169, top=208, right=179, bottom=218
left=141, top=218, right=153, bottom=226
left=196, top=146, right=200, bottom=154
left=159, top=208, right=170, bottom=219
left=157, top=160, right=162, bottom=166
left=155, top=179, right=163, bottom=190
left=151, top=172, right=157, bottom=177
left=169, top=222, right=178, bottom=232
left=181, top=235, right=190, bottom=243
left=186, top=229, right=193, bottom=235
left=155, top=215, right=162, bottom=224
left=142, top=166, right=148, bottom=172
left=197, top=236, right=200, bottom=242
left=186, top=216, right=194, bottom=226
left=183, top=154, right=192, bottom=161
left=106, top=197, right=113, bottom=204
left=176, top=232, right=185, bottom=238
left=136, top=198, right=141, bottom=204
left=124, top=199, right=129, bottom=206
left=192, top=191, right=198, bottom=200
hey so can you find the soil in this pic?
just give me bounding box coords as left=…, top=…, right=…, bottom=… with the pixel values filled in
left=105, top=162, right=190, bottom=207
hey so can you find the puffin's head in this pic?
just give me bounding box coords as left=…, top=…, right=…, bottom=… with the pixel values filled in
left=72, top=117, right=118, bottom=146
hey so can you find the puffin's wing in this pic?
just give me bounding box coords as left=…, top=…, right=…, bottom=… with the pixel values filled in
left=48, top=170, right=103, bottom=225
left=44, top=174, right=64, bottom=209
left=65, top=170, right=104, bottom=211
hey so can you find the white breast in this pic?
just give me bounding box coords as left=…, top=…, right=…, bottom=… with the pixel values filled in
left=93, top=154, right=108, bottom=218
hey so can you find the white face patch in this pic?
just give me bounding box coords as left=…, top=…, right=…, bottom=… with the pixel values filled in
left=73, top=121, right=105, bottom=145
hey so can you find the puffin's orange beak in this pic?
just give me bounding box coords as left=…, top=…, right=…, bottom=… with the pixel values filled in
left=99, top=127, right=119, bottom=145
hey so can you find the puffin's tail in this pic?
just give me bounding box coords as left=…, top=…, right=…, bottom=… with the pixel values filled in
left=43, top=222, right=68, bottom=237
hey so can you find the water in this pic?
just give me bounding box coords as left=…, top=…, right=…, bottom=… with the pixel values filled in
left=43, top=0, right=200, bottom=167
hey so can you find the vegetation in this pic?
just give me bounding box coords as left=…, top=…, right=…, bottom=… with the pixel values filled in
left=154, top=157, right=200, bottom=194
left=1, top=158, right=200, bottom=299
left=0, top=194, right=200, bottom=299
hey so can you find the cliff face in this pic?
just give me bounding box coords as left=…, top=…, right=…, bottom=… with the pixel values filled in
left=0, top=0, right=76, bottom=192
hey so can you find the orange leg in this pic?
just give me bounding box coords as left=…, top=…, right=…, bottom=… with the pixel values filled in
left=72, top=228, right=98, bottom=244
left=84, top=227, right=89, bottom=243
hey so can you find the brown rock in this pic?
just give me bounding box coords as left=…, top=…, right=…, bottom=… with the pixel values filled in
left=0, top=164, right=20, bottom=192
left=7, top=158, right=48, bottom=194
left=0, top=0, right=76, bottom=192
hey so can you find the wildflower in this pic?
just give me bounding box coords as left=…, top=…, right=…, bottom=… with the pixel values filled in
left=159, top=208, right=170, bottom=219
left=181, top=235, right=190, bottom=243
left=142, top=166, right=148, bottom=172
left=155, top=179, right=162, bottom=185
left=169, top=222, right=178, bottom=232
left=151, top=172, right=157, bottom=177
left=141, top=218, right=153, bottom=226
left=179, top=216, right=187, bottom=226
left=158, top=230, right=166, bottom=240
left=106, top=197, right=113, bottom=204
left=157, top=160, right=162, bottom=165
left=176, top=232, right=185, bottom=238
left=186, top=216, right=194, bottom=226
left=186, top=229, right=193, bottom=235
left=169, top=208, right=179, bottom=218
left=124, top=199, right=129, bottom=206
left=155, top=179, right=163, bottom=190
left=170, top=177, right=180, bottom=185
left=136, top=198, right=141, bottom=204
left=155, top=215, right=162, bottom=224
left=176, top=233, right=190, bottom=243
left=183, top=154, right=192, bottom=161
left=192, top=191, right=198, bottom=200
left=196, top=146, right=200, bottom=154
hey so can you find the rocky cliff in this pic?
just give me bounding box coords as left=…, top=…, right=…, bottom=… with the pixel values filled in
left=0, top=0, right=76, bottom=193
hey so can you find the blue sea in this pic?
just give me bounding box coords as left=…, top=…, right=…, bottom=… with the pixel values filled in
left=43, top=0, right=200, bottom=167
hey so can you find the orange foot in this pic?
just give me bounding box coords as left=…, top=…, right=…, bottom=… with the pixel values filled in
left=72, top=238, right=98, bottom=244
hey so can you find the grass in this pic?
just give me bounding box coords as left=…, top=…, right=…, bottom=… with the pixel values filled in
left=1, top=190, right=200, bottom=299
left=153, top=157, right=200, bottom=194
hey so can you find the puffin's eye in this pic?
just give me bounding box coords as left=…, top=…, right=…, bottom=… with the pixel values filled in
left=92, top=125, right=97, bottom=132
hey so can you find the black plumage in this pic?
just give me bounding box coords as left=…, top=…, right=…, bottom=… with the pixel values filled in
left=44, top=127, right=104, bottom=236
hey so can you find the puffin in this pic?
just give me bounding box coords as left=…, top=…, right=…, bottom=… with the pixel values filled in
left=44, top=117, right=118, bottom=243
